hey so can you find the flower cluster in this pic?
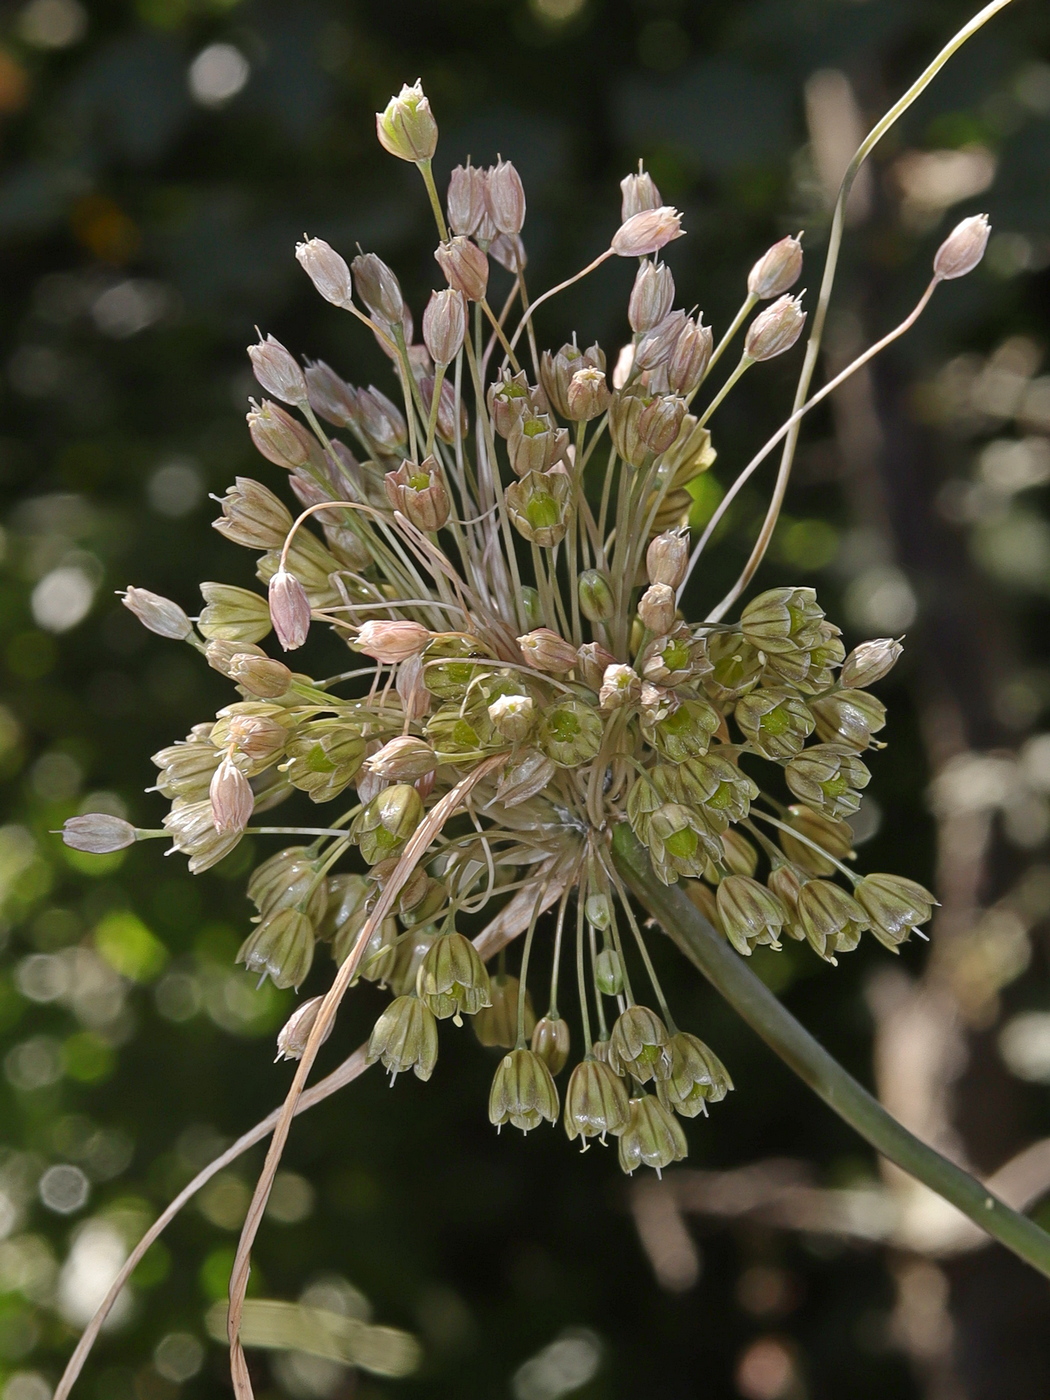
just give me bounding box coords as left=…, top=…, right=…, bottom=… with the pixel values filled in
left=64, top=81, right=986, bottom=1176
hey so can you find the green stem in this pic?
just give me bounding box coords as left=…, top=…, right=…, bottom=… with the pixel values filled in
left=612, top=823, right=1050, bottom=1281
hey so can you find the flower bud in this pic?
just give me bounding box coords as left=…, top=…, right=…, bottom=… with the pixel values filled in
left=518, top=627, right=578, bottom=675
left=385, top=457, right=451, bottom=532
left=744, top=293, right=806, bottom=361
left=120, top=586, right=193, bottom=641
left=638, top=584, right=676, bottom=636
left=599, top=664, right=641, bottom=712
left=716, top=875, right=788, bottom=956
left=564, top=1057, right=630, bottom=1143
left=797, top=880, right=869, bottom=963
left=538, top=698, right=603, bottom=768
left=628, top=260, right=675, bottom=334
left=811, top=688, right=887, bottom=750
left=734, top=687, right=815, bottom=760
left=620, top=167, right=662, bottom=221
left=573, top=642, right=613, bottom=692
left=199, top=583, right=272, bottom=644
left=366, top=736, right=437, bottom=782
left=785, top=744, right=870, bottom=820
left=209, top=755, right=254, bottom=835
left=434, top=236, right=489, bottom=302
left=494, top=748, right=556, bottom=808
left=474, top=973, right=535, bottom=1048
left=609, top=388, right=648, bottom=468
left=268, top=569, right=311, bottom=651
left=489, top=1048, right=559, bottom=1133
left=933, top=213, right=990, bottom=280
left=286, top=721, right=366, bottom=803
left=238, top=908, right=315, bottom=989
left=275, top=995, right=334, bottom=1061
left=417, top=929, right=491, bottom=1023
left=540, top=342, right=605, bottom=419
left=485, top=158, right=526, bottom=235
left=748, top=233, right=803, bottom=299
left=295, top=237, right=353, bottom=309
left=609, top=1005, right=672, bottom=1083
left=635, top=311, right=688, bottom=372
left=505, top=470, right=572, bottom=547
left=488, top=693, right=534, bottom=743
left=741, top=586, right=824, bottom=655
left=578, top=570, right=614, bottom=624
left=658, top=1032, right=732, bottom=1117
left=163, top=798, right=242, bottom=873
left=531, top=1015, right=570, bottom=1075
left=227, top=653, right=293, bottom=699
left=448, top=163, right=486, bottom=236
left=612, top=206, right=684, bottom=258
left=247, top=399, right=316, bottom=469
left=666, top=316, right=713, bottom=395
left=618, top=1095, right=688, bottom=1175
left=248, top=845, right=328, bottom=924
left=646, top=531, right=688, bottom=590
left=594, top=947, right=624, bottom=995
left=637, top=394, right=686, bottom=456
left=356, top=619, right=431, bottom=664
left=248, top=333, right=308, bottom=406
left=61, top=813, right=137, bottom=853
left=376, top=81, right=437, bottom=163
left=350, top=252, right=406, bottom=332
left=841, top=638, right=903, bottom=689
left=422, top=288, right=467, bottom=367
left=767, top=865, right=805, bottom=936
left=566, top=366, right=610, bottom=422
left=367, top=994, right=439, bottom=1081
left=355, top=384, right=408, bottom=455
left=855, top=872, right=937, bottom=949
left=214, top=477, right=294, bottom=550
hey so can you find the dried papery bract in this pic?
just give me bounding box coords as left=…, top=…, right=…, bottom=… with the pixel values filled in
left=276, top=996, right=334, bottom=1062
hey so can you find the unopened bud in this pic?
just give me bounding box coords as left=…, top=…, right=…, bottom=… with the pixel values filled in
left=295, top=237, right=353, bottom=309
left=518, top=627, right=578, bottom=674
left=646, top=531, right=689, bottom=589
left=60, top=813, right=137, bottom=854
left=566, top=366, right=610, bottom=421
left=666, top=316, right=712, bottom=395
left=578, top=569, right=614, bottom=624
left=356, top=619, right=431, bottom=664
left=434, top=236, right=489, bottom=302
left=638, top=583, right=676, bottom=635
left=841, top=637, right=903, bottom=689
left=247, top=399, right=315, bottom=469
left=422, top=288, right=467, bottom=366
left=745, top=294, right=806, bottom=361
left=366, top=736, right=437, bottom=782
left=120, top=586, right=193, bottom=641
left=635, top=311, right=687, bottom=372
left=209, top=755, right=254, bottom=835
left=594, top=946, right=623, bottom=994
left=198, top=583, right=271, bottom=644
left=531, top=1015, right=570, bottom=1075
left=276, top=995, right=334, bottom=1061
left=376, top=80, right=437, bottom=162
left=248, top=334, right=308, bottom=406
left=488, top=693, right=534, bottom=742
left=612, top=207, right=684, bottom=259
left=268, top=569, right=311, bottom=651
left=599, top=664, right=641, bottom=712
left=628, top=260, right=675, bottom=333
left=448, top=163, right=487, bottom=237
left=620, top=167, right=662, bottom=221
left=575, top=642, right=616, bottom=692
left=637, top=394, right=686, bottom=455
left=748, top=233, right=803, bottom=299
left=485, top=158, right=526, bottom=235
left=351, top=253, right=406, bottom=330
left=214, top=477, right=294, bottom=550
left=933, top=213, right=990, bottom=281
left=228, top=653, right=293, bottom=698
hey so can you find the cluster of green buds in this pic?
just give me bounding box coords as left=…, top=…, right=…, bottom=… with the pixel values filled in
left=66, top=78, right=986, bottom=1176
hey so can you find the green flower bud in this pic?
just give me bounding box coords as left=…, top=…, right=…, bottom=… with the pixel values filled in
left=356, top=783, right=424, bottom=864
left=657, top=1032, right=733, bottom=1117
left=841, top=637, right=903, bottom=689
left=564, top=1058, right=630, bottom=1143
left=767, top=864, right=807, bottom=939
left=609, top=1005, right=672, bottom=1083
left=421, top=635, right=489, bottom=700
left=367, top=995, right=439, bottom=1082
left=376, top=81, right=437, bottom=163
left=855, top=873, right=937, bottom=949
left=810, top=689, right=887, bottom=750
left=721, top=828, right=759, bottom=878
left=716, top=875, right=788, bottom=956
left=505, top=470, right=571, bottom=547
left=578, top=569, right=615, bottom=624
left=386, top=927, right=439, bottom=998
left=198, top=582, right=272, bottom=644
left=248, top=846, right=329, bottom=925
left=494, top=749, right=557, bottom=808
left=740, top=586, right=824, bottom=656
left=734, top=687, right=815, bottom=759
left=474, top=973, right=535, bottom=1048
left=778, top=803, right=854, bottom=877
left=427, top=700, right=495, bottom=759
left=785, top=744, right=870, bottom=820
left=797, top=880, right=870, bottom=963
left=586, top=893, right=612, bottom=929
left=531, top=1015, right=570, bottom=1075
left=618, top=1095, right=688, bottom=1175
left=644, top=696, right=721, bottom=763
left=677, top=754, right=758, bottom=831
left=538, top=698, right=603, bottom=768
left=285, top=720, right=366, bottom=804
left=521, top=586, right=543, bottom=628
left=238, top=908, right=315, bottom=990
left=594, top=947, right=624, bottom=996
left=489, top=1048, right=559, bottom=1132
left=152, top=729, right=221, bottom=801
left=417, top=930, right=491, bottom=1023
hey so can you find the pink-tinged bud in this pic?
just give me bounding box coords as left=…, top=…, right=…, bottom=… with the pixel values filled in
left=600, top=663, right=641, bottom=711
left=638, top=583, right=676, bottom=634
left=376, top=80, right=437, bottom=162
left=646, top=531, right=689, bottom=589
left=295, top=237, right=353, bottom=309
left=356, top=385, right=408, bottom=455
left=748, top=233, right=803, bottom=299
left=576, top=642, right=616, bottom=691
left=612, top=206, right=684, bottom=258
left=268, top=569, right=312, bottom=651
left=517, top=627, right=578, bottom=674
left=304, top=361, right=358, bottom=429
left=61, top=813, right=137, bottom=853
left=933, top=213, right=991, bottom=281
left=247, top=398, right=315, bottom=469
left=396, top=652, right=430, bottom=721
left=434, top=236, right=489, bottom=302
left=366, top=735, right=437, bottom=781
left=385, top=457, right=451, bottom=531
left=628, top=260, right=675, bottom=333
left=485, top=158, right=526, bottom=235
left=356, top=619, right=431, bottom=664
left=120, top=586, right=193, bottom=640
left=490, top=232, right=525, bottom=273
left=209, top=755, right=254, bottom=835
left=422, top=288, right=467, bottom=366
left=350, top=253, right=406, bottom=330
left=228, top=653, right=293, bottom=698
left=744, top=293, right=807, bottom=362
left=248, top=333, right=308, bottom=406
left=448, top=163, right=487, bottom=237
left=225, top=714, right=286, bottom=764
left=566, top=366, right=610, bottom=422
left=841, top=637, right=903, bottom=689
left=666, top=316, right=712, bottom=394
left=637, top=394, right=686, bottom=455
left=276, top=995, right=333, bottom=1061
left=620, top=167, right=663, bottom=221
left=635, top=310, right=688, bottom=372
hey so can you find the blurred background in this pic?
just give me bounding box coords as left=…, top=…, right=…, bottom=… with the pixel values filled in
left=0, top=0, right=1049, bottom=1397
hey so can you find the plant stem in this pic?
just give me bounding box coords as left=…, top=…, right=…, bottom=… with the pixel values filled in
left=611, top=823, right=1050, bottom=1281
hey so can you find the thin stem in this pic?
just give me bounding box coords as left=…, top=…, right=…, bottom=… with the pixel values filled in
left=696, top=355, right=752, bottom=429
left=417, top=159, right=450, bottom=242
left=425, top=362, right=447, bottom=458
left=516, top=882, right=547, bottom=1049
left=612, top=823, right=1050, bottom=1282
left=506, top=248, right=615, bottom=358
left=548, top=884, right=571, bottom=1016
left=698, top=293, right=757, bottom=389
left=575, top=888, right=593, bottom=1051
left=748, top=809, right=858, bottom=884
